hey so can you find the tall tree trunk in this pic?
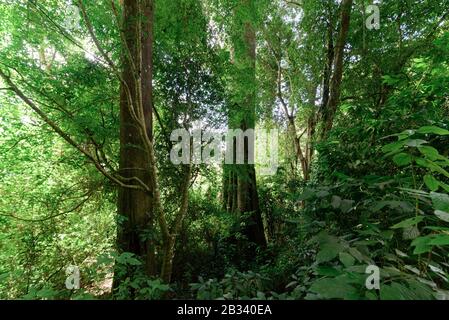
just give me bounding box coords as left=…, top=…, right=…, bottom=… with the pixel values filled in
left=321, top=13, right=335, bottom=116
left=140, top=0, right=156, bottom=277
left=304, top=85, right=318, bottom=181
left=321, top=0, right=353, bottom=139
left=116, top=0, right=156, bottom=287
left=224, top=1, right=266, bottom=247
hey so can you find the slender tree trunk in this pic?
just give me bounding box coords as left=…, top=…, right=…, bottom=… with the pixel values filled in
left=321, top=16, right=335, bottom=116
left=160, top=237, right=176, bottom=283
left=160, top=164, right=191, bottom=283
left=303, top=85, right=318, bottom=181
left=321, top=0, right=353, bottom=139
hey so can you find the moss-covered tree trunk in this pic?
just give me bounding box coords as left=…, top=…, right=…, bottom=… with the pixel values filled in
left=223, top=0, right=266, bottom=248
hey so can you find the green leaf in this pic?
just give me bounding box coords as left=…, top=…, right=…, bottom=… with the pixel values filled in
left=429, top=234, right=449, bottom=246
left=397, top=130, right=416, bottom=140
left=297, top=188, right=315, bottom=201
left=382, top=140, right=404, bottom=154
left=309, top=278, right=358, bottom=299
left=424, top=175, right=440, bottom=191
left=417, top=159, right=449, bottom=178
left=413, top=242, right=433, bottom=255
left=430, top=192, right=449, bottom=212
left=365, top=291, right=379, bottom=300
left=340, top=199, right=355, bottom=213
left=405, top=280, right=435, bottom=300
left=391, top=216, right=424, bottom=229
left=438, top=182, right=449, bottom=193
left=417, top=126, right=449, bottom=136
left=404, top=139, right=428, bottom=147
left=416, top=157, right=430, bottom=169
left=315, top=266, right=342, bottom=277
left=402, top=226, right=420, bottom=240
left=435, top=210, right=449, bottom=223
left=380, top=283, right=408, bottom=300
left=256, top=291, right=266, bottom=299
left=331, top=195, right=342, bottom=209
left=117, top=252, right=142, bottom=266
left=339, top=252, right=355, bottom=267
left=393, top=153, right=412, bottom=166
left=316, top=242, right=344, bottom=264
left=348, top=247, right=369, bottom=263
left=418, top=146, right=440, bottom=160
left=371, top=200, right=414, bottom=213
left=382, top=75, right=400, bottom=85
left=0, top=272, right=10, bottom=283
left=411, top=236, right=434, bottom=254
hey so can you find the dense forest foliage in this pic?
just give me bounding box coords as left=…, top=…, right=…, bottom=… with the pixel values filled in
left=0, top=0, right=449, bottom=300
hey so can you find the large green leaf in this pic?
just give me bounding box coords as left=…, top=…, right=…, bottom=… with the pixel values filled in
left=424, top=175, right=440, bottom=191
left=411, top=236, right=433, bottom=254
left=418, top=146, right=440, bottom=160
left=382, top=140, right=404, bottom=154
left=417, top=126, right=449, bottom=136
left=315, top=266, right=341, bottom=277
left=430, top=192, right=449, bottom=212
left=316, top=242, right=343, bottom=264
left=435, top=210, right=449, bottom=223
left=404, top=139, right=428, bottom=147
left=380, top=283, right=408, bottom=300
left=309, top=277, right=358, bottom=299
left=417, top=159, right=449, bottom=178
left=339, top=252, right=355, bottom=267
left=391, top=216, right=424, bottom=229
left=429, top=234, right=449, bottom=246
left=393, top=153, right=413, bottom=166
left=405, top=280, right=435, bottom=300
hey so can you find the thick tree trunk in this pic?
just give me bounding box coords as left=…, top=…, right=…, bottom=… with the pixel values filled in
left=321, top=0, right=353, bottom=139
left=116, top=0, right=156, bottom=287
left=223, top=2, right=266, bottom=247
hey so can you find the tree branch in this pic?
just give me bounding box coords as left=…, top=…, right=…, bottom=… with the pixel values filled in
left=0, top=67, right=151, bottom=193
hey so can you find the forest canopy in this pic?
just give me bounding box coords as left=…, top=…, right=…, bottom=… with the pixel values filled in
left=0, top=0, right=449, bottom=301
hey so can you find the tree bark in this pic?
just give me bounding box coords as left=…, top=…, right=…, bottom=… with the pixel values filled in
left=160, top=164, right=191, bottom=283
left=321, top=0, right=353, bottom=139
left=116, top=0, right=156, bottom=286
left=223, top=1, right=266, bottom=247
left=321, top=13, right=335, bottom=116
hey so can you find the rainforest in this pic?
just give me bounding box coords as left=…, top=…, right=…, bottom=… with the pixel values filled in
left=0, top=0, right=449, bottom=301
